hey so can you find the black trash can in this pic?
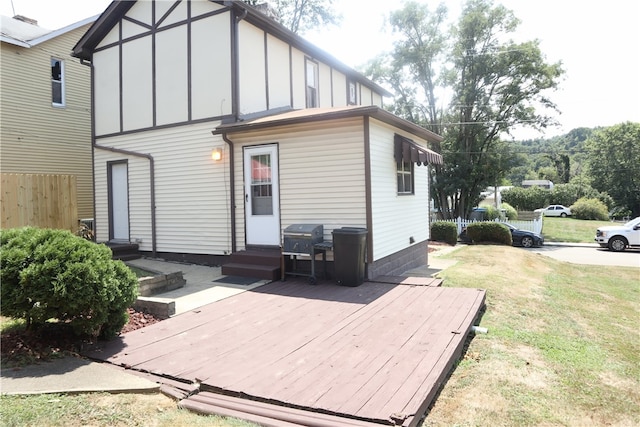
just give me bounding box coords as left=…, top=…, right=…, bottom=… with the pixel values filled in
left=332, top=227, right=367, bottom=287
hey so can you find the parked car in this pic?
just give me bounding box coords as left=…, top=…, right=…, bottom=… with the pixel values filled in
left=459, top=223, right=544, bottom=248
left=543, top=205, right=572, bottom=217
left=595, top=216, right=640, bottom=252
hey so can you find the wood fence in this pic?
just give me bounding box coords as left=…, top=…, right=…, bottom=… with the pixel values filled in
left=1, top=174, right=78, bottom=231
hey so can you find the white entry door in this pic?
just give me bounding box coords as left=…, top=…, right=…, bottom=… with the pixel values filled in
left=109, top=162, right=130, bottom=242
left=244, top=144, right=280, bottom=246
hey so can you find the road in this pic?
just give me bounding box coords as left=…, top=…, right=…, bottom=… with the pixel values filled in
left=531, top=244, right=640, bottom=268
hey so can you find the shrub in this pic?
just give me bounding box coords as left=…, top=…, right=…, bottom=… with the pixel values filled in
left=501, top=186, right=549, bottom=211
left=0, top=227, right=138, bottom=339
left=569, top=198, right=609, bottom=221
left=484, top=205, right=501, bottom=220
left=466, top=222, right=512, bottom=246
left=430, top=221, right=458, bottom=245
left=501, top=202, right=518, bottom=220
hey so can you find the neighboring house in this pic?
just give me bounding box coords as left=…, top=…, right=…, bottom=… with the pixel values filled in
left=522, top=179, right=554, bottom=190
left=72, top=0, right=443, bottom=279
left=0, top=14, right=97, bottom=220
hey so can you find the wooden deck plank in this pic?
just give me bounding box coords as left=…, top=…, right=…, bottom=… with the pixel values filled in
left=371, top=276, right=442, bottom=286
left=83, top=278, right=486, bottom=425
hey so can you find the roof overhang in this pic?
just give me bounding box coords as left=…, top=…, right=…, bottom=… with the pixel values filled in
left=213, top=106, right=444, bottom=164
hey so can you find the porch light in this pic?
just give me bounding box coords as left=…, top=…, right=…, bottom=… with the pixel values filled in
left=212, top=147, right=222, bottom=161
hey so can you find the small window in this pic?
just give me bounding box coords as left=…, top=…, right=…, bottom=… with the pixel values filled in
left=51, top=58, right=65, bottom=106
left=397, top=159, right=414, bottom=194
left=348, top=81, right=357, bottom=105
left=305, top=58, right=319, bottom=108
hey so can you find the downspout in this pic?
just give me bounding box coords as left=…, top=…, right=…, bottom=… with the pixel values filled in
left=220, top=133, right=237, bottom=253
left=79, top=58, right=97, bottom=238
left=93, top=144, right=157, bottom=258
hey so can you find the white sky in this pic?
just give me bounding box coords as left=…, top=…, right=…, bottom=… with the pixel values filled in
left=2, top=0, right=638, bottom=139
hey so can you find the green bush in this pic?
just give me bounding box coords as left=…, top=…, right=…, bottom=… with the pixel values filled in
left=484, top=206, right=501, bottom=220
left=0, top=227, right=138, bottom=339
left=569, top=198, right=609, bottom=221
left=466, top=222, right=512, bottom=246
left=501, top=202, right=518, bottom=220
left=501, top=186, right=549, bottom=211
left=430, top=221, right=458, bottom=245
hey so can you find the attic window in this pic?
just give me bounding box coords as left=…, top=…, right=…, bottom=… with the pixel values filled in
left=348, top=80, right=357, bottom=105
left=51, top=58, right=65, bottom=107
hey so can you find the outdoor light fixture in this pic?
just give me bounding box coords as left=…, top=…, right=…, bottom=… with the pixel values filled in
left=211, top=147, right=222, bottom=161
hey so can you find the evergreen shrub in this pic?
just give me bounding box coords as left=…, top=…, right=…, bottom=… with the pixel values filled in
left=501, top=202, right=518, bottom=220
left=430, top=221, right=458, bottom=245
left=0, top=227, right=138, bottom=339
left=466, top=222, right=512, bottom=246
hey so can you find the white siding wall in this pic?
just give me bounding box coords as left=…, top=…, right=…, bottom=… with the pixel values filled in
left=318, top=63, right=332, bottom=107
left=228, top=118, right=367, bottom=247
left=290, top=49, right=306, bottom=109
left=368, top=120, right=430, bottom=261
left=332, top=72, right=347, bottom=106
left=94, top=122, right=232, bottom=255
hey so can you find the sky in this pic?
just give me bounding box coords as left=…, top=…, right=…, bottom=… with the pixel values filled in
left=2, top=0, right=638, bottom=140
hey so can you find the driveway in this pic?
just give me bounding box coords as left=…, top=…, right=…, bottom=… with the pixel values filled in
left=532, top=244, right=639, bottom=268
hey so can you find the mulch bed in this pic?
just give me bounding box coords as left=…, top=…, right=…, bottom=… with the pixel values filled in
left=1, top=308, right=163, bottom=368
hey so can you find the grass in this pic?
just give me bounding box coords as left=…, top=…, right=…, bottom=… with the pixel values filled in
left=423, top=245, right=640, bottom=426
left=2, top=246, right=638, bottom=426
left=0, top=393, right=259, bottom=427
left=541, top=216, right=614, bottom=242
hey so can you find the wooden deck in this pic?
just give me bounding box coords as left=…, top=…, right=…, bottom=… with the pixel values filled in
left=84, top=279, right=485, bottom=426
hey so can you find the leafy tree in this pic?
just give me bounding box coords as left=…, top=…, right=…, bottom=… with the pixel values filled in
left=366, top=0, right=563, bottom=219
left=585, top=122, right=640, bottom=216
left=242, top=0, right=341, bottom=34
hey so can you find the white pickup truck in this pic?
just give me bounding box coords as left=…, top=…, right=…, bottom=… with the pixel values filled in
left=595, top=217, right=640, bottom=251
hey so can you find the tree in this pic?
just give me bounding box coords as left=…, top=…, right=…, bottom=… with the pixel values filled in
left=242, top=0, right=341, bottom=34
left=365, top=0, right=563, bottom=219
left=585, top=122, right=640, bottom=216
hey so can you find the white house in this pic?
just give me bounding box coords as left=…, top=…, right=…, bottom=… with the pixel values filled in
left=72, top=0, right=442, bottom=280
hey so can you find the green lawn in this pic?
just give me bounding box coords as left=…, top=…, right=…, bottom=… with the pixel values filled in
left=541, top=216, right=614, bottom=243
left=424, top=245, right=640, bottom=426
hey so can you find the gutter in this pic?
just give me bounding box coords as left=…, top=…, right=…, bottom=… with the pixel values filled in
left=93, top=144, right=157, bottom=258
left=220, top=133, right=237, bottom=253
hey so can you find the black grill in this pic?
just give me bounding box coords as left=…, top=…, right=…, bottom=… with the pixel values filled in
left=283, top=224, right=324, bottom=255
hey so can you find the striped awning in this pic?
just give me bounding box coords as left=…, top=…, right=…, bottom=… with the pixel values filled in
left=394, top=134, right=443, bottom=166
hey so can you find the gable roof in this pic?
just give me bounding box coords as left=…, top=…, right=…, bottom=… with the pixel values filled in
left=71, top=0, right=392, bottom=97
left=213, top=105, right=444, bottom=164
left=0, top=15, right=98, bottom=48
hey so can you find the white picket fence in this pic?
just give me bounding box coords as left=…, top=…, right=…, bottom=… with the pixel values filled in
left=440, top=217, right=543, bottom=235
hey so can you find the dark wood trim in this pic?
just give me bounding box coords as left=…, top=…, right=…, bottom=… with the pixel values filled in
left=187, top=0, right=192, bottom=121
left=95, top=115, right=235, bottom=140
left=122, top=16, right=152, bottom=30
left=118, top=21, right=123, bottom=133
left=264, top=31, right=269, bottom=110
left=151, top=0, right=157, bottom=127
left=330, top=67, right=334, bottom=107
left=363, top=116, right=373, bottom=264
left=156, top=0, right=182, bottom=27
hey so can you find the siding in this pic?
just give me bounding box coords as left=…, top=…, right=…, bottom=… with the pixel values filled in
left=369, top=120, right=430, bottom=261
left=94, top=121, right=232, bottom=255
left=227, top=117, right=367, bottom=248
left=0, top=24, right=94, bottom=219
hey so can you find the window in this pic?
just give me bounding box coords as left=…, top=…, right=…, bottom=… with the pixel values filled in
left=397, top=159, right=414, bottom=194
left=348, top=80, right=357, bottom=105
left=51, top=58, right=64, bottom=106
left=305, top=58, right=318, bottom=108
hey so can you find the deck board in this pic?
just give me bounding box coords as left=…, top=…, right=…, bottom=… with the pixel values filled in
left=84, top=279, right=485, bottom=426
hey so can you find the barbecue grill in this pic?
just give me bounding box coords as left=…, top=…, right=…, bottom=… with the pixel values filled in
left=282, top=224, right=326, bottom=284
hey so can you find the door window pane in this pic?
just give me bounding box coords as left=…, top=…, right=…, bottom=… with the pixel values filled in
left=251, top=154, right=273, bottom=215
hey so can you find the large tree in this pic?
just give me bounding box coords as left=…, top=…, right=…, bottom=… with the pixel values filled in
left=242, top=0, right=341, bottom=34
left=365, top=0, right=563, bottom=219
left=585, top=122, right=640, bottom=216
